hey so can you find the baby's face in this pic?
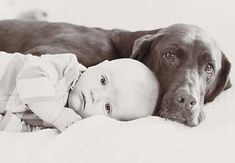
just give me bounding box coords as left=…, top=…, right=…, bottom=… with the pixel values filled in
left=68, top=60, right=151, bottom=120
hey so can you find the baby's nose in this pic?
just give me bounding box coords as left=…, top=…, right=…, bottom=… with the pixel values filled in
left=90, top=88, right=104, bottom=104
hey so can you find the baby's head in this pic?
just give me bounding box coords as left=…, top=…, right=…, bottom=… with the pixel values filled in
left=68, top=59, right=159, bottom=121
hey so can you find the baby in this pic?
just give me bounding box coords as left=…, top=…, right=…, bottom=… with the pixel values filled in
left=0, top=52, right=159, bottom=132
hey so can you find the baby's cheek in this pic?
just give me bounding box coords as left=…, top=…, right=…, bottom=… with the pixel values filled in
left=69, top=93, right=82, bottom=112
left=83, top=104, right=106, bottom=117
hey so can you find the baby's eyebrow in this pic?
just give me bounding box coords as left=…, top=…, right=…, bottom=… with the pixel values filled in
left=105, top=72, right=112, bottom=79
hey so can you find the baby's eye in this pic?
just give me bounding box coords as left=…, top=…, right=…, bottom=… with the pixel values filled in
left=104, top=102, right=112, bottom=114
left=100, top=75, right=107, bottom=86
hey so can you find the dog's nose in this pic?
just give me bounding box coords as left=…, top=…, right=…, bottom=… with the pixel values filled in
left=175, top=91, right=197, bottom=110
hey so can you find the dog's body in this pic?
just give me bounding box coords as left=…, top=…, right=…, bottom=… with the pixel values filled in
left=0, top=20, right=231, bottom=126
left=0, top=20, right=158, bottom=66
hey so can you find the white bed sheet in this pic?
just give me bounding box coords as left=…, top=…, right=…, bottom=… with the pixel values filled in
left=0, top=81, right=234, bottom=163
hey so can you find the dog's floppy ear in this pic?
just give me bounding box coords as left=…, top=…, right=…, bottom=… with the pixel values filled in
left=130, top=34, right=157, bottom=61
left=205, top=52, right=231, bottom=103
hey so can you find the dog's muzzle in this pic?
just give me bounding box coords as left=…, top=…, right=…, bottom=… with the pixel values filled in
left=158, top=89, right=204, bottom=127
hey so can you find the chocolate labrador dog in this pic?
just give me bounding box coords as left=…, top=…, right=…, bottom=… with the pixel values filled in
left=0, top=20, right=231, bottom=126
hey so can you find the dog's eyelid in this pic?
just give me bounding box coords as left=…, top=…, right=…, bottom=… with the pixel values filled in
left=161, top=47, right=178, bottom=56
left=202, top=52, right=214, bottom=61
left=201, top=53, right=216, bottom=68
left=165, top=46, right=178, bottom=51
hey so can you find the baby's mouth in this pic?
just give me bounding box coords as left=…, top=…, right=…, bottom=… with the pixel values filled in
left=81, top=92, right=86, bottom=110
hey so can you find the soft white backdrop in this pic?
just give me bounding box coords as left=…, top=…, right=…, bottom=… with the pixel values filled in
left=0, top=1, right=234, bottom=163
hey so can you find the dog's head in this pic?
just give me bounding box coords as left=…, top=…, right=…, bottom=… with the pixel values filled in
left=131, top=24, right=231, bottom=127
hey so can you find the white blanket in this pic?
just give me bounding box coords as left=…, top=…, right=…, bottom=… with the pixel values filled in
left=0, top=82, right=234, bottom=163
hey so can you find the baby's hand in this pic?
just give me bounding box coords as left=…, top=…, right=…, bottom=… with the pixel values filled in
left=52, top=107, right=82, bottom=132
left=64, top=62, right=87, bottom=90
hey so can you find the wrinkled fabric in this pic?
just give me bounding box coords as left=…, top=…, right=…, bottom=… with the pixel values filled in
left=0, top=52, right=82, bottom=131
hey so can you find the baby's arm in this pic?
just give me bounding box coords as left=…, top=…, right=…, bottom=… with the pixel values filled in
left=27, top=102, right=82, bottom=131
left=41, top=53, right=86, bottom=91
left=16, top=54, right=84, bottom=131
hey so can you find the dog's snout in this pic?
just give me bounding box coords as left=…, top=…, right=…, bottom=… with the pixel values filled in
left=159, top=90, right=203, bottom=127
left=175, top=91, right=197, bottom=110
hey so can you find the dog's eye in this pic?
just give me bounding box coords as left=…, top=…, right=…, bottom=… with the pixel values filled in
left=165, top=52, right=176, bottom=62
left=205, top=63, right=214, bottom=74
